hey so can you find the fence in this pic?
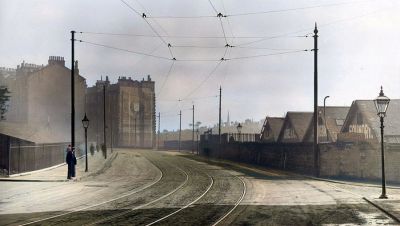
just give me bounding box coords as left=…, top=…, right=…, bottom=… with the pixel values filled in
left=8, top=141, right=83, bottom=175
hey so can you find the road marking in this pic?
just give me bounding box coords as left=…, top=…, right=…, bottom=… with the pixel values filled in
left=212, top=175, right=247, bottom=226
left=146, top=172, right=214, bottom=226
left=20, top=154, right=164, bottom=226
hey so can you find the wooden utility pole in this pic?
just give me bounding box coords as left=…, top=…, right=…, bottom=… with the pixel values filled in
left=219, top=86, right=222, bottom=144
left=103, top=84, right=107, bottom=159
left=157, top=112, right=160, bottom=150
left=179, top=110, right=182, bottom=152
left=313, top=23, right=319, bottom=177
left=192, top=105, right=195, bottom=154
left=70, top=30, right=75, bottom=149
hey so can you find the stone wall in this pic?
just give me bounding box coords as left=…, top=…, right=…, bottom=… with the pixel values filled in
left=319, top=142, right=400, bottom=183
left=200, top=136, right=400, bottom=183
left=200, top=137, right=314, bottom=175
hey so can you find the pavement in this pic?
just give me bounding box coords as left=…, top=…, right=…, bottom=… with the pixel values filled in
left=0, top=149, right=112, bottom=182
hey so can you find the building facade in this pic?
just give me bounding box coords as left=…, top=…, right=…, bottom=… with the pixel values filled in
left=3, top=56, right=86, bottom=143
left=86, top=75, right=156, bottom=148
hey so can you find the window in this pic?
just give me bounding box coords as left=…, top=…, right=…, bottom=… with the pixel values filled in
left=336, top=119, right=344, bottom=126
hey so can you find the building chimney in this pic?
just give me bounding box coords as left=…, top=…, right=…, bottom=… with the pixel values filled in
left=74, top=60, right=79, bottom=75
left=48, top=56, right=65, bottom=66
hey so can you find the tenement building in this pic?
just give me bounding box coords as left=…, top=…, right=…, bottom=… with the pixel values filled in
left=2, top=56, right=86, bottom=142
left=86, top=75, right=156, bottom=148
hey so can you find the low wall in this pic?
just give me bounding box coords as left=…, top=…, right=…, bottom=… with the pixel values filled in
left=201, top=140, right=314, bottom=175
left=200, top=139, right=400, bottom=183
left=163, top=140, right=199, bottom=152
left=320, top=142, right=400, bottom=183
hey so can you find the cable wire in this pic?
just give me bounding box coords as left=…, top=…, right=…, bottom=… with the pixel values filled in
left=144, top=0, right=374, bottom=19
left=157, top=61, right=175, bottom=95
left=227, top=49, right=307, bottom=60
left=76, top=39, right=171, bottom=61
left=79, top=31, right=307, bottom=40
left=120, top=0, right=174, bottom=59
left=226, top=0, right=369, bottom=17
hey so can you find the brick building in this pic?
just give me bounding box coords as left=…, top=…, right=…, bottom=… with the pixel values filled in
left=86, top=75, right=155, bottom=148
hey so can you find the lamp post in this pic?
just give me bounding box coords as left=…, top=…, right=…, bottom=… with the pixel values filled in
left=237, top=123, right=242, bottom=142
left=82, top=113, right=90, bottom=172
left=374, top=86, right=390, bottom=199
left=324, top=96, right=330, bottom=142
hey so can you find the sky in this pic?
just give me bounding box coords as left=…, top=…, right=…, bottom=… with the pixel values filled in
left=1, top=0, right=400, bottom=130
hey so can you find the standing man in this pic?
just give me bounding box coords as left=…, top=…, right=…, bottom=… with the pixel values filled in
left=66, top=145, right=73, bottom=179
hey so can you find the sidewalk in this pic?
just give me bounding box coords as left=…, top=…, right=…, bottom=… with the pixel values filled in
left=0, top=150, right=112, bottom=182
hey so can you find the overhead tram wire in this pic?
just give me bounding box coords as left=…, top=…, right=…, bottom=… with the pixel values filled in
left=133, top=0, right=170, bottom=37
left=181, top=54, right=225, bottom=100
left=228, top=49, right=308, bottom=61
left=119, top=0, right=175, bottom=60
left=157, top=60, right=175, bottom=96
left=79, top=31, right=308, bottom=40
left=145, top=0, right=374, bottom=19
left=76, top=38, right=308, bottom=62
left=225, top=0, right=372, bottom=17
left=76, top=39, right=171, bottom=61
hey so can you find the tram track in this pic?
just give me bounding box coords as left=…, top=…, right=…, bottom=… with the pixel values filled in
left=20, top=151, right=166, bottom=226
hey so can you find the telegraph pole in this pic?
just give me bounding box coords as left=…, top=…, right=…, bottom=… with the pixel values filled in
left=219, top=86, right=222, bottom=144
left=192, top=105, right=195, bottom=154
left=179, top=110, right=182, bottom=152
left=70, top=30, right=75, bottom=149
left=103, top=84, right=107, bottom=159
left=313, top=23, right=319, bottom=177
left=157, top=112, right=160, bottom=150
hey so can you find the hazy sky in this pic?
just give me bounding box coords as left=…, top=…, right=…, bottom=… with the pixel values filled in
left=1, top=0, right=399, bottom=130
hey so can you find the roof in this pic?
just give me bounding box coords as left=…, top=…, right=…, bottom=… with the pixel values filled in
left=262, top=117, right=284, bottom=141
left=279, top=112, right=313, bottom=142
left=319, top=106, right=350, bottom=141
left=342, top=99, right=400, bottom=140
left=0, top=121, right=69, bottom=143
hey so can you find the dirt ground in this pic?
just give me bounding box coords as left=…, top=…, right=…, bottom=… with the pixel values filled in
left=0, top=150, right=398, bottom=225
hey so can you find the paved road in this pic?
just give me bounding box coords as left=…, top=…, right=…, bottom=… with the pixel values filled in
left=0, top=149, right=399, bottom=225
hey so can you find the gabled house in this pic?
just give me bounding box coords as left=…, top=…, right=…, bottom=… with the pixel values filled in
left=260, top=117, right=284, bottom=142
left=340, top=99, right=400, bottom=143
left=278, top=112, right=313, bottom=143
left=303, top=106, right=350, bottom=143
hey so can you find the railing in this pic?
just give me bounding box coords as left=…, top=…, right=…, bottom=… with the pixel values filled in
left=226, top=133, right=260, bottom=143
left=9, top=142, right=82, bottom=174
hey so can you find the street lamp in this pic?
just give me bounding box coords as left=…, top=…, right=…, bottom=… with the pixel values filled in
left=82, top=113, right=89, bottom=172
left=374, top=86, right=390, bottom=199
left=237, top=123, right=242, bottom=142
left=324, top=95, right=330, bottom=142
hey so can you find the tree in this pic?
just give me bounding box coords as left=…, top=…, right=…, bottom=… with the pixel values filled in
left=0, top=86, right=10, bottom=120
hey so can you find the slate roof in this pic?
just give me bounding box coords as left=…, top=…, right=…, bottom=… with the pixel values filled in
left=261, top=117, right=284, bottom=141
left=278, top=112, right=313, bottom=142
left=342, top=99, right=400, bottom=142
left=318, top=106, right=350, bottom=142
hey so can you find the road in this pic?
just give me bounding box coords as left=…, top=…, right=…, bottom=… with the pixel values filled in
left=0, top=148, right=399, bottom=225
